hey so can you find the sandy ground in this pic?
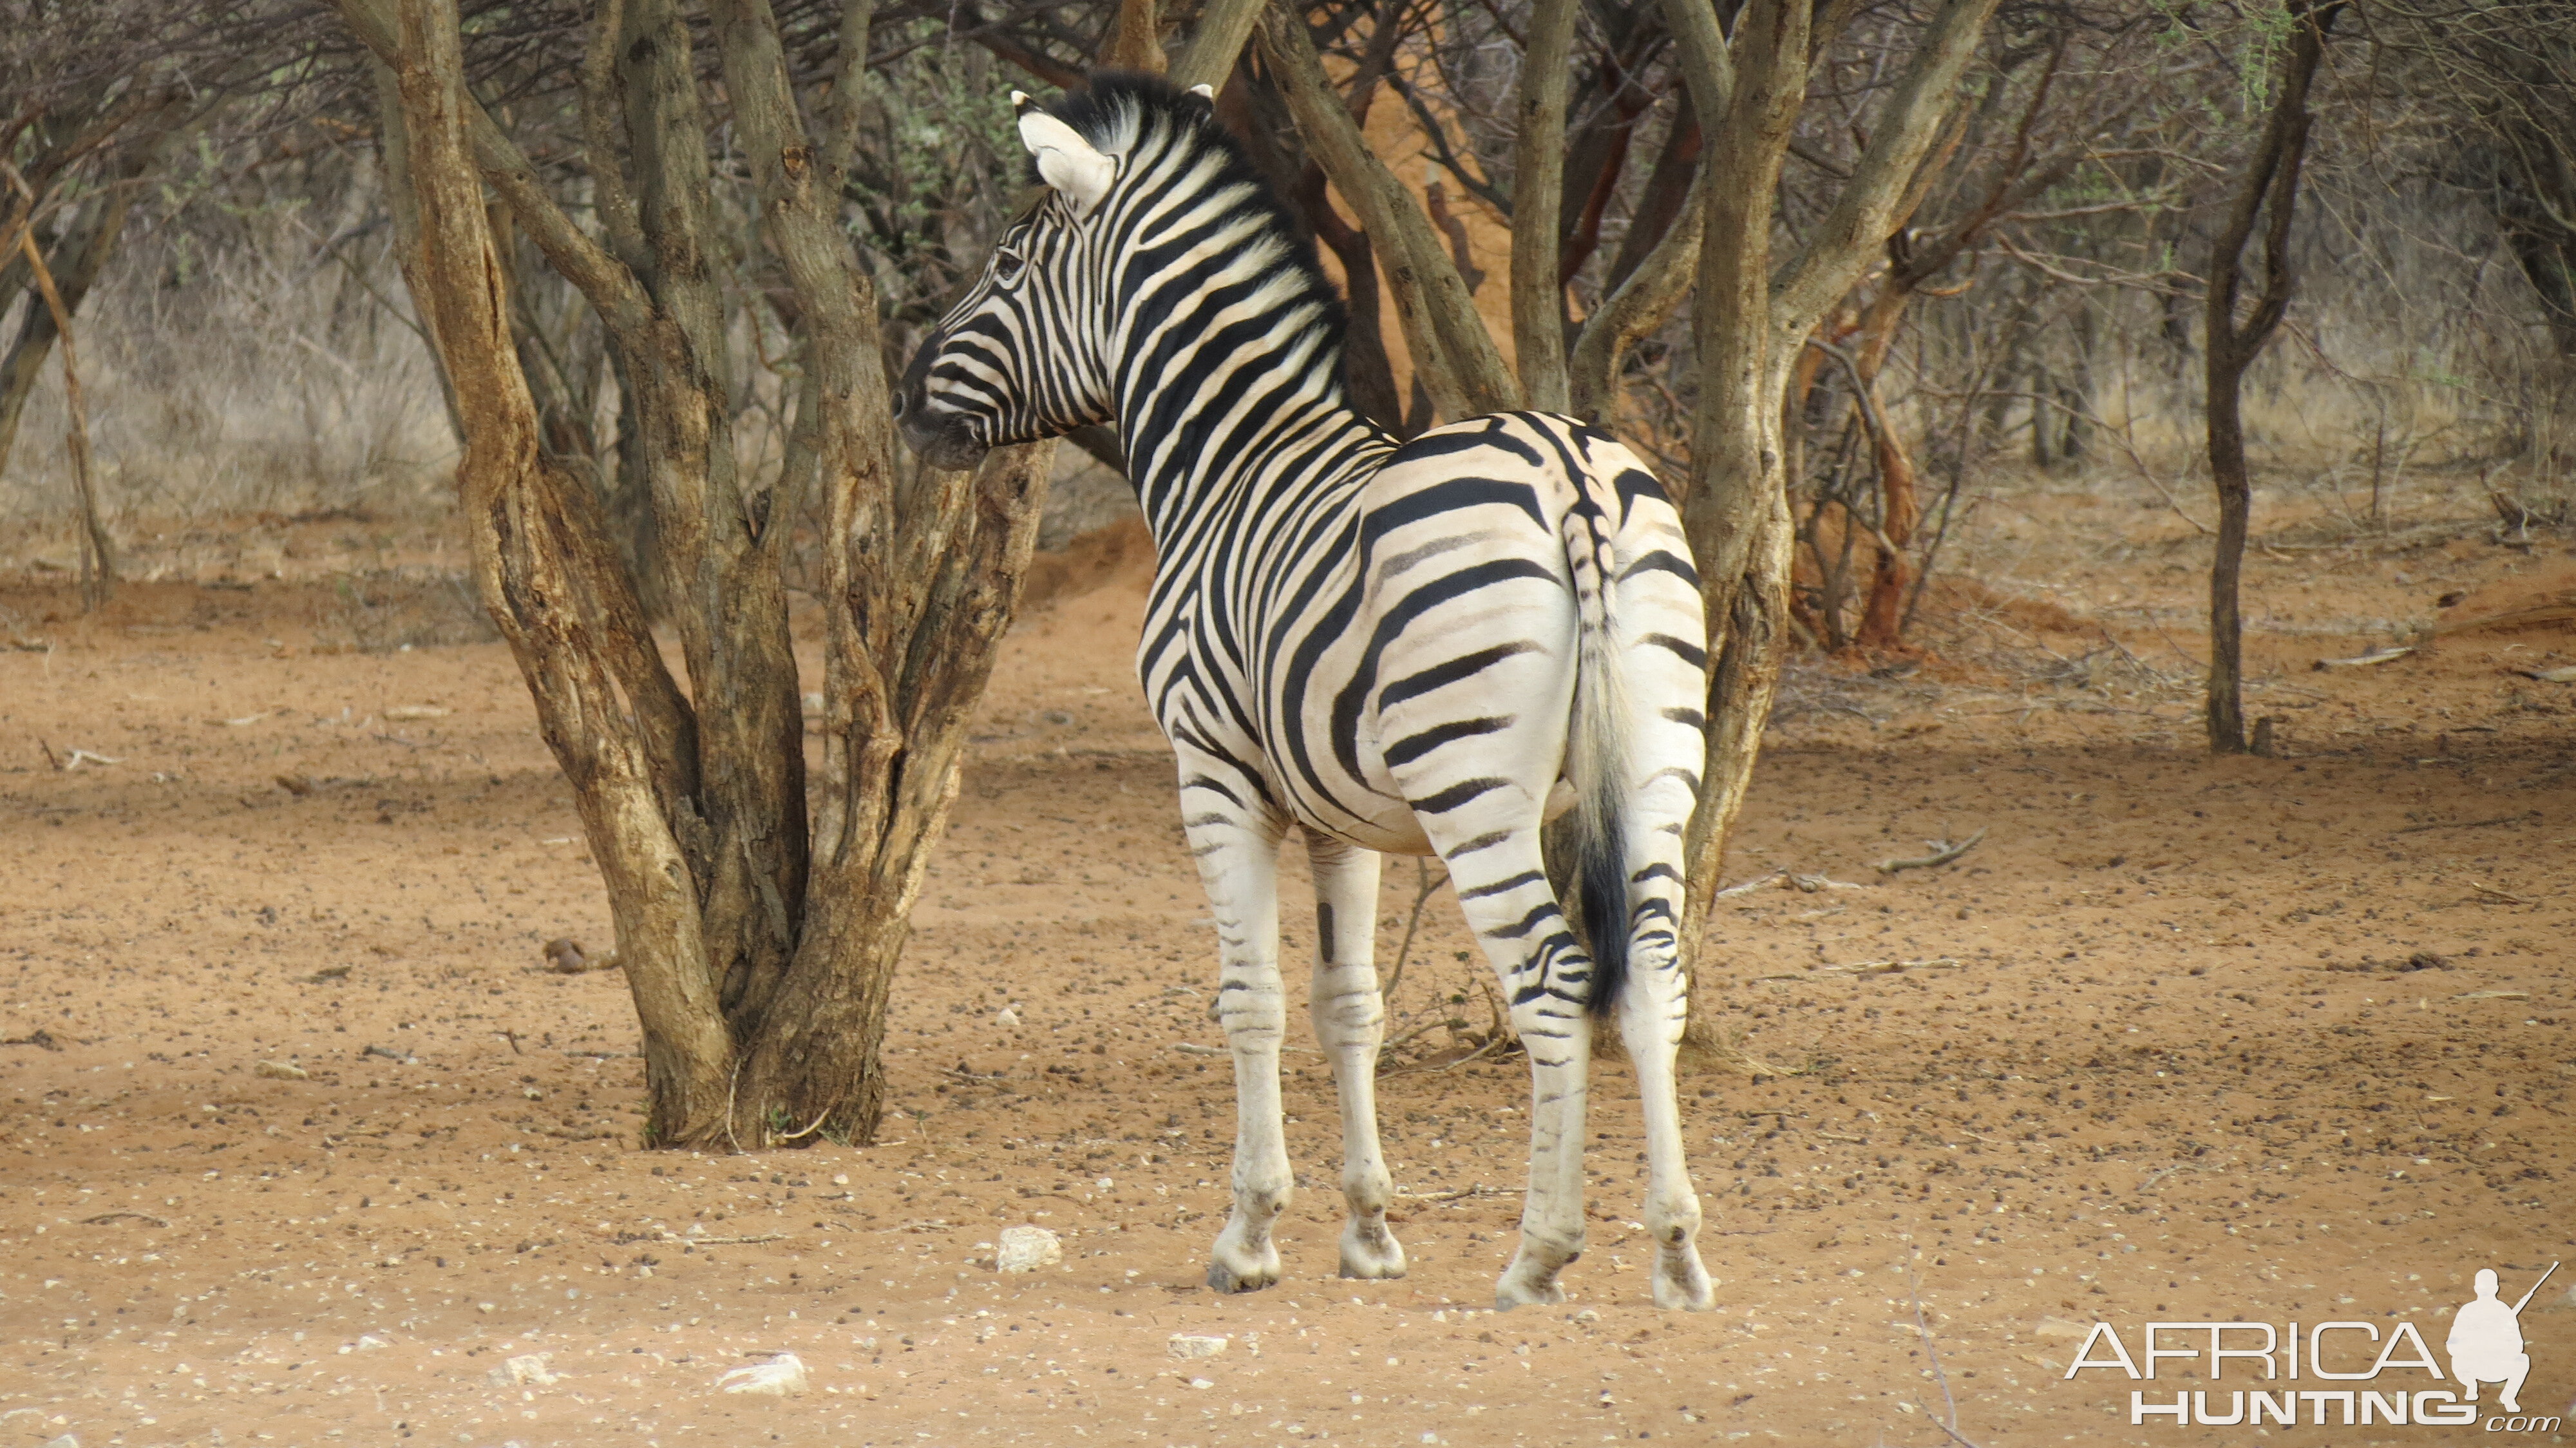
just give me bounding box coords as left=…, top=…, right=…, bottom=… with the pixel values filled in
left=1, top=482, right=2572, bottom=1448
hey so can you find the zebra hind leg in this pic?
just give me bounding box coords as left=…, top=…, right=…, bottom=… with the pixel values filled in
left=1304, top=832, right=1405, bottom=1280
left=1186, top=787, right=1293, bottom=1295
left=1617, top=936, right=1715, bottom=1311
left=1423, top=822, right=1594, bottom=1308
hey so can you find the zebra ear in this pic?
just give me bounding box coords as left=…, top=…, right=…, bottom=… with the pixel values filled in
left=1186, top=83, right=1213, bottom=100
left=1015, top=104, right=1116, bottom=220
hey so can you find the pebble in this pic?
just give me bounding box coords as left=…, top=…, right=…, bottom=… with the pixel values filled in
left=1168, top=1333, right=1229, bottom=1360
left=995, top=1007, right=1020, bottom=1027
left=254, top=1060, right=307, bottom=1080
left=995, top=1224, right=1061, bottom=1272
left=489, top=1353, right=558, bottom=1387
left=717, top=1353, right=810, bottom=1397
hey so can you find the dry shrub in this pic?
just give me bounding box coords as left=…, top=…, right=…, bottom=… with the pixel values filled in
left=2430, top=559, right=2576, bottom=636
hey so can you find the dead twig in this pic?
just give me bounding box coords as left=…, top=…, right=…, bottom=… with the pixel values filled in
left=79, top=1212, right=169, bottom=1228
left=1, top=1029, right=60, bottom=1050
left=2391, top=812, right=2537, bottom=835
left=1788, top=872, right=1867, bottom=893
left=1908, top=1265, right=1980, bottom=1448
left=1874, top=828, right=1988, bottom=875
left=2463, top=880, right=2533, bottom=906
left=1376, top=1015, right=1468, bottom=1063
left=2313, top=645, right=2412, bottom=670
left=1378, top=857, right=1446, bottom=1006
left=1394, top=1183, right=1503, bottom=1203
left=1714, top=869, right=1787, bottom=899
left=1375, top=1032, right=1519, bottom=1080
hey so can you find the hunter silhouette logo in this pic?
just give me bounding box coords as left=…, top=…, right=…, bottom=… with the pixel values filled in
left=2450, top=1264, right=2553, bottom=1415
left=2061, top=1261, right=2561, bottom=1429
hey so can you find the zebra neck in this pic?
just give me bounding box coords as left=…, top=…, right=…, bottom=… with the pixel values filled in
left=1115, top=362, right=1395, bottom=546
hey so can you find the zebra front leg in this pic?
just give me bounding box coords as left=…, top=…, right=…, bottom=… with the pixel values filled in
left=1618, top=940, right=1715, bottom=1311
left=1185, top=781, right=1292, bottom=1295
left=1305, top=831, right=1405, bottom=1281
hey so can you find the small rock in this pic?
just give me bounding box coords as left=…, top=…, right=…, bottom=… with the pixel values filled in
left=717, top=1353, right=810, bottom=1397
left=254, top=1060, right=308, bottom=1081
left=357, top=1333, right=390, bottom=1349
left=2034, top=1315, right=2090, bottom=1339
left=41, top=1434, right=78, bottom=1448
left=1168, top=1333, right=1229, bottom=1360
left=994, top=1224, right=1062, bottom=1273
left=1186, top=1376, right=1215, bottom=1389
left=1573, top=1308, right=1600, bottom=1324
left=994, top=1007, right=1021, bottom=1027
left=489, top=1353, right=558, bottom=1386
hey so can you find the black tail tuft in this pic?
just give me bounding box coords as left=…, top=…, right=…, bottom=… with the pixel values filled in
left=1578, top=788, right=1629, bottom=1018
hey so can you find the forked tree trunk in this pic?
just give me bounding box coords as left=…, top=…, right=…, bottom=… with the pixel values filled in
left=347, top=0, right=1080, bottom=1149
left=2204, top=0, right=2340, bottom=755
left=1672, top=0, right=2000, bottom=1055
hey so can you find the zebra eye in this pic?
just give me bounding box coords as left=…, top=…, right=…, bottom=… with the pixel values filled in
left=992, top=249, right=1028, bottom=288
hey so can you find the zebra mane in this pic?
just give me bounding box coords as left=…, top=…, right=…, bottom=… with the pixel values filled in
left=1043, top=72, right=1355, bottom=394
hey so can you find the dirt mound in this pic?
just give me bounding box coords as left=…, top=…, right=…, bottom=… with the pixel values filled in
left=2430, top=555, right=2576, bottom=635
left=1019, top=513, right=1155, bottom=612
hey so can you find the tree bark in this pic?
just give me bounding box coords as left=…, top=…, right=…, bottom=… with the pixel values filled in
left=1260, top=0, right=1519, bottom=421
left=0, top=199, right=111, bottom=610
left=1101, top=0, right=1168, bottom=73
left=1508, top=0, right=1579, bottom=410
left=346, top=0, right=1063, bottom=1150
left=0, top=134, right=163, bottom=485
left=1673, top=0, right=2000, bottom=1056
left=2203, top=0, right=2340, bottom=756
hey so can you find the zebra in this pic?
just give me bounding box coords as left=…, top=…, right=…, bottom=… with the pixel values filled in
left=896, top=74, right=1715, bottom=1312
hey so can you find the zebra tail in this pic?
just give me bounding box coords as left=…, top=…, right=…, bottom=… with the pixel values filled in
left=1563, top=504, right=1631, bottom=1020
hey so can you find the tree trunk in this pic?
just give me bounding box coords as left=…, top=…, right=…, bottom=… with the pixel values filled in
left=0, top=137, right=160, bottom=482
left=1672, top=0, right=2001, bottom=1056
left=345, top=0, right=1066, bottom=1151
left=1260, top=0, right=1518, bottom=422
left=2203, top=0, right=2339, bottom=756
left=1507, top=0, right=1578, bottom=410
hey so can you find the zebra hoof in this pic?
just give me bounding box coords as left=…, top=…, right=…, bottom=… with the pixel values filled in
left=1652, top=1249, right=1717, bottom=1312
left=1205, top=1228, right=1281, bottom=1294
left=1206, top=1260, right=1278, bottom=1293
left=1493, top=1255, right=1569, bottom=1310
left=1338, top=1217, right=1407, bottom=1280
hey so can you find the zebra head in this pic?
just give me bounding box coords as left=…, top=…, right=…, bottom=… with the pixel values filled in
left=896, top=79, right=1217, bottom=473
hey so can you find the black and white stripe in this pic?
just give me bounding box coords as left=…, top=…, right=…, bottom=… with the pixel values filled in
left=899, top=74, right=1717, bottom=1312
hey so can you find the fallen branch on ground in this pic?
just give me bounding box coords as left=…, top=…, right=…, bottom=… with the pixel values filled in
left=1875, top=828, right=1988, bottom=875
left=2314, top=645, right=2411, bottom=670
left=2392, top=813, right=2535, bottom=835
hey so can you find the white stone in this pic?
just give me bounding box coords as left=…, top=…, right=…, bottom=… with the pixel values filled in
left=1168, top=1333, right=1229, bottom=1360
left=356, top=1334, right=390, bottom=1349
left=489, top=1353, right=558, bottom=1387
left=717, top=1354, right=810, bottom=1398
left=994, top=1225, right=1061, bottom=1273
left=41, top=1435, right=79, bottom=1448
left=994, top=1007, right=1021, bottom=1027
